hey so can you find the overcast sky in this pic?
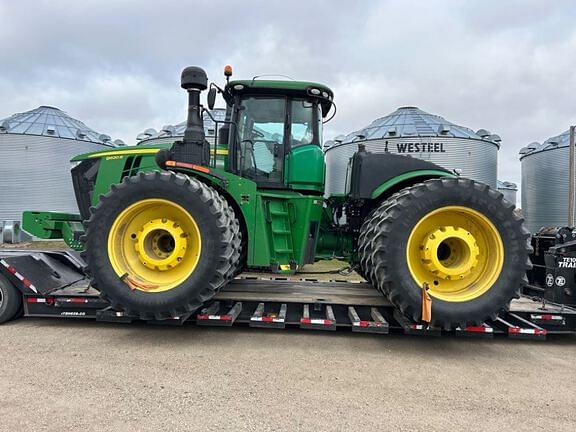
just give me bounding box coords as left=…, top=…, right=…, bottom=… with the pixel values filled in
left=1, top=0, right=575, bottom=188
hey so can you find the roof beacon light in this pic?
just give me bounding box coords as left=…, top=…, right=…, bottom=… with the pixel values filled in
left=224, top=65, right=233, bottom=83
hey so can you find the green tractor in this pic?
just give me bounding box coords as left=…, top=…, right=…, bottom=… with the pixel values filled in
left=24, top=66, right=530, bottom=327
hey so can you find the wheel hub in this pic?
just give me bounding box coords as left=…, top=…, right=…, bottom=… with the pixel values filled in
left=421, top=226, right=479, bottom=280
left=421, top=226, right=480, bottom=280
left=406, top=206, right=504, bottom=302
left=134, top=218, right=187, bottom=271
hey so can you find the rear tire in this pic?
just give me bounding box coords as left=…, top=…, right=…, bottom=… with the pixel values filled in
left=84, top=171, right=242, bottom=320
left=359, top=178, right=531, bottom=328
left=0, top=274, right=22, bottom=324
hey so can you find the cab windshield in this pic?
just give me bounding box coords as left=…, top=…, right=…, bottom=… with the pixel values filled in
left=236, top=96, right=318, bottom=184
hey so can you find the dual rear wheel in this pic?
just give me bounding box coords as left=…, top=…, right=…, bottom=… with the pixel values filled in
left=359, top=178, right=531, bottom=328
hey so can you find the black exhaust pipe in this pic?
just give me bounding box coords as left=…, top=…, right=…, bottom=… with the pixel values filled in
left=157, top=66, right=209, bottom=168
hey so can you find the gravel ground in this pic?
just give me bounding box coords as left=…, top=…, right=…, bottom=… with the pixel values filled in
left=0, top=319, right=575, bottom=432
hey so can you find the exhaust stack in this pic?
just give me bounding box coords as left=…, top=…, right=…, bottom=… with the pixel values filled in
left=157, top=66, right=209, bottom=168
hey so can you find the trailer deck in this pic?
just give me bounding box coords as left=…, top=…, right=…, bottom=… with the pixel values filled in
left=2, top=249, right=576, bottom=340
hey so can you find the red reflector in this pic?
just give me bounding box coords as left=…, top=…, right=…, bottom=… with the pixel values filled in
left=21, top=278, right=32, bottom=287
left=220, top=315, right=232, bottom=321
left=465, top=326, right=487, bottom=333
left=26, top=297, right=39, bottom=303
left=541, top=314, right=552, bottom=320
left=535, top=329, right=547, bottom=336
left=196, top=314, right=209, bottom=320
left=300, top=318, right=311, bottom=324
left=70, top=298, right=87, bottom=303
left=7, top=266, right=16, bottom=275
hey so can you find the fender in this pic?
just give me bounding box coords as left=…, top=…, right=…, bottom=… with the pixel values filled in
left=348, top=151, right=455, bottom=201
left=370, top=169, right=456, bottom=200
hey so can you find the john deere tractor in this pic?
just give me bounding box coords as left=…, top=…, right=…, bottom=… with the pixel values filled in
left=24, top=66, right=531, bottom=327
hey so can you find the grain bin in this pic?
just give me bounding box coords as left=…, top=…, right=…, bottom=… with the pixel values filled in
left=137, top=109, right=226, bottom=146
left=497, top=180, right=518, bottom=205
left=0, top=106, right=118, bottom=222
left=520, top=130, right=573, bottom=232
left=325, top=106, right=501, bottom=196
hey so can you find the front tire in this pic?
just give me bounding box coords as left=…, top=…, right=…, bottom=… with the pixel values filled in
left=84, top=171, right=241, bottom=320
left=359, top=178, right=531, bottom=328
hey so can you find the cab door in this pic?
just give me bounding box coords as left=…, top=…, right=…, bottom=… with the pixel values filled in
left=236, top=96, right=288, bottom=188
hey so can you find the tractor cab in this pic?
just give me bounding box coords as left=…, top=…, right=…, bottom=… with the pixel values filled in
left=215, top=77, right=334, bottom=193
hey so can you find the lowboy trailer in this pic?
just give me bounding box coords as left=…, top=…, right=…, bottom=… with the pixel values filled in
left=1, top=249, right=575, bottom=341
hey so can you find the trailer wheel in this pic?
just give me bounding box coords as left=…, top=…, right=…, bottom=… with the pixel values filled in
left=0, top=274, right=23, bottom=324
left=359, top=177, right=531, bottom=328
left=84, top=171, right=242, bottom=320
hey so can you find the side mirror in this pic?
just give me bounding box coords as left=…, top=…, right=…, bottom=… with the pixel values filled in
left=207, top=87, right=217, bottom=110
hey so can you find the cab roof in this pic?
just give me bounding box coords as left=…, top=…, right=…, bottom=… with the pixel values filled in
left=226, top=79, right=334, bottom=116
left=228, top=79, right=332, bottom=95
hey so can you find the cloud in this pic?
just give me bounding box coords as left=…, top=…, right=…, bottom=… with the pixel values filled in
left=0, top=0, right=575, bottom=191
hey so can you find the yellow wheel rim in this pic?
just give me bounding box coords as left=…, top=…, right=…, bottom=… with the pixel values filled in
left=107, top=199, right=201, bottom=293
left=406, top=206, right=504, bottom=302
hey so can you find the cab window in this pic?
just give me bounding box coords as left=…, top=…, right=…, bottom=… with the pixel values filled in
left=290, top=99, right=317, bottom=147
left=237, top=97, right=286, bottom=184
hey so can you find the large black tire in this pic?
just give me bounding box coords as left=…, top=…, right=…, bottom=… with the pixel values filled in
left=84, top=171, right=242, bottom=320
left=224, top=207, right=246, bottom=282
left=0, top=273, right=22, bottom=324
left=358, top=191, right=403, bottom=285
left=359, top=178, right=531, bottom=328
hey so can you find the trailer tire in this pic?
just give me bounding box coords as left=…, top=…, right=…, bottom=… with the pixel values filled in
left=359, top=177, right=531, bottom=328
left=84, top=171, right=242, bottom=320
left=0, top=273, right=22, bottom=324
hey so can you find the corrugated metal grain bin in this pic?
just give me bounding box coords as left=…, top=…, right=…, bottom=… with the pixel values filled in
left=0, top=106, right=119, bottom=221
left=520, top=130, right=573, bottom=232
left=324, top=106, right=501, bottom=196
left=136, top=109, right=226, bottom=147
left=497, top=180, right=518, bottom=206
